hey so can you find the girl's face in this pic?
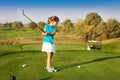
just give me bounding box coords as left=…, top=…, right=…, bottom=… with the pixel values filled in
left=50, top=21, right=58, bottom=26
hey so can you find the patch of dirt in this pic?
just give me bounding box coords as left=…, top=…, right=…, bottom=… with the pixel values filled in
left=0, top=38, right=42, bottom=45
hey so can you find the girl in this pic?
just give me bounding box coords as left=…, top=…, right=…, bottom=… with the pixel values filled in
left=42, top=16, right=59, bottom=72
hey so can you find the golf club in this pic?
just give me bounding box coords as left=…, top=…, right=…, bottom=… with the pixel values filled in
left=22, top=9, right=46, bottom=33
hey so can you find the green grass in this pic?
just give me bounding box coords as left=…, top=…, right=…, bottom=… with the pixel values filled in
left=0, top=43, right=120, bottom=80
left=0, top=29, right=41, bottom=38
left=0, top=30, right=120, bottom=80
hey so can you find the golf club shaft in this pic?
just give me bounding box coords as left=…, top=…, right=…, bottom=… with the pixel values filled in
left=22, top=9, right=46, bottom=33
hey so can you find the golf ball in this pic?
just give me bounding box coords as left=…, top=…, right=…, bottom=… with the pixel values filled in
left=22, top=64, right=27, bottom=67
left=54, top=69, right=57, bottom=72
left=78, top=65, right=80, bottom=68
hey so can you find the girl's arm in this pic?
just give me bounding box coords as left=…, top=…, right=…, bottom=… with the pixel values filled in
left=42, top=29, right=57, bottom=36
left=50, top=30, right=56, bottom=36
left=48, top=27, right=57, bottom=36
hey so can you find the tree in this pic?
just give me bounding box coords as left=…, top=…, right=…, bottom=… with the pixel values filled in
left=0, top=23, right=4, bottom=29
left=12, top=21, right=23, bottom=30
left=38, top=21, right=46, bottom=30
left=94, top=21, right=107, bottom=40
left=29, top=23, right=37, bottom=30
left=85, top=12, right=102, bottom=27
left=105, top=19, right=120, bottom=38
left=62, top=19, right=74, bottom=31
left=4, top=22, right=12, bottom=29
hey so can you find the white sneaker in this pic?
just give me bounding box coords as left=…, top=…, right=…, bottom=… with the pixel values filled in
left=46, top=67, right=57, bottom=72
left=47, top=68, right=54, bottom=72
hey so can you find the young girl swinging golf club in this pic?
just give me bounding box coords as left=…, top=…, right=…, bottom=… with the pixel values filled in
left=42, top=16, right=59, bottom=72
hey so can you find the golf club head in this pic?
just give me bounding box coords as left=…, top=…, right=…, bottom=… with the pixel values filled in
left=22, top=9, right=24, bottom=14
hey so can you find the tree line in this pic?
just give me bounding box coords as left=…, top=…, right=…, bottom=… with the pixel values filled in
left=0, top=12, right=120, bottom=41
left=0, top=21, right=46, bottom=31
left=58, top=12, right=120, bottom=41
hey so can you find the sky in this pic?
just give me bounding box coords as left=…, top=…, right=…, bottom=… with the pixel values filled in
left=0, top=0, right=120, bottom=23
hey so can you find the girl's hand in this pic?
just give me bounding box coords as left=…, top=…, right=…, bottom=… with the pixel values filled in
left=42, top=32, right=47, bottom=36
left=46, top=32, right=51, bottom=36
left=42, top=28, right=47, bottom=36
left=42, top=32, right=52, bottom=36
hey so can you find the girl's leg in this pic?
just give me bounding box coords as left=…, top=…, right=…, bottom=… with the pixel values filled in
left=46, top=52, right=53, bottom=69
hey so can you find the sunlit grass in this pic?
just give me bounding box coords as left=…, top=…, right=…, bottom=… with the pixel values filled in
left=0, top=30, right=120, bottom=80
left=0, top=43, right=120, bottom=80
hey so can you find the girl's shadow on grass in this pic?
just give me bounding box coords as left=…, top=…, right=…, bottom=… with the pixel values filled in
left=56, top=56, right=120, bottom=71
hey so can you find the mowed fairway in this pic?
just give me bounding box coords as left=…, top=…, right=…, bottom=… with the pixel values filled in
left=0, top=30, right=120, bottom=80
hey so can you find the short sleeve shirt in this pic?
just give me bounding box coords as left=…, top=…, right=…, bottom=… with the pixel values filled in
left=43, top=24, right=56, bottom=43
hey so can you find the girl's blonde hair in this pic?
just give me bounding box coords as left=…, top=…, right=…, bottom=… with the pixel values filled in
left=48, top=16, right=59, bottom=24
